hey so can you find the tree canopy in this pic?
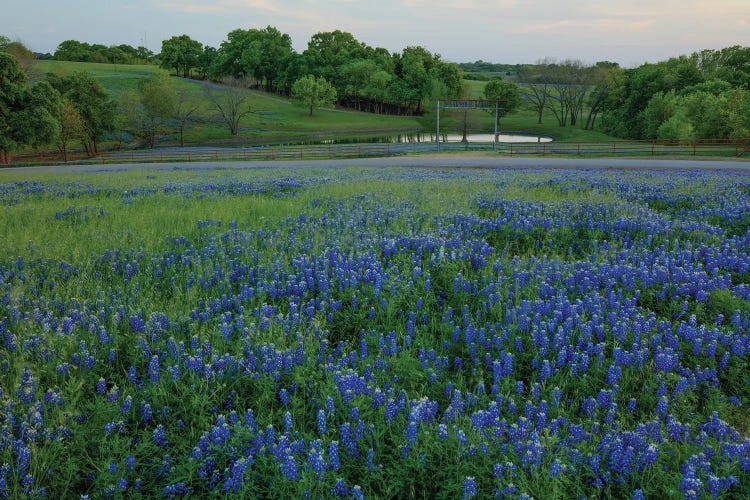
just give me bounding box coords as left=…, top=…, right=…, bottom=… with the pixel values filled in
left=291, top=75, right=337, bottom=116
left=0, top=51, right=61, bottom=163
left=599, top=49, right=750, bottom=140
left=159, top=35, right=203, bottom=78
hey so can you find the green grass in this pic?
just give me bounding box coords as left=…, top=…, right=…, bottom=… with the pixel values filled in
left=37, top=61, right=422, bottom=148
left=35, top=60, right=616, bottom=150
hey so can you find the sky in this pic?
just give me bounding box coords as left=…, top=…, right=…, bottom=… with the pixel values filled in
left=5, top=0, right=750, bottom=66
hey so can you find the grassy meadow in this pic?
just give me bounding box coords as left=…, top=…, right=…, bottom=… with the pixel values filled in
left=37, top=61, right=424, bottom=147
left=1, top=165, right=749, bottom=498
left=35, top=61, right=617, bottom=151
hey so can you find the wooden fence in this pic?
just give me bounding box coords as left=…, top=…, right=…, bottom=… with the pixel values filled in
left=4, top=138, right=748, bottom=167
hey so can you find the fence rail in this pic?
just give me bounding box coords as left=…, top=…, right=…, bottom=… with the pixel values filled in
left=4, top=138, right=749, bottom=167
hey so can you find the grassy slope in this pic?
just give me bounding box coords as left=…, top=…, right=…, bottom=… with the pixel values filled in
left=36, top=61, right=618, bottom=149
left=37, top=61, right=422, bottom=147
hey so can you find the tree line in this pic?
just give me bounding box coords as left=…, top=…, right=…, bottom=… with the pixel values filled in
left=49, top=39, right=155, bottom=64
left=598, top=46, right=750, bottom=141
left=154, top=28, right=464, bottom=116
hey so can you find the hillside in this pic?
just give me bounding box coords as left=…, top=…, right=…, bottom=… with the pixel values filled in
left=36, top=60, right=423, bottom=147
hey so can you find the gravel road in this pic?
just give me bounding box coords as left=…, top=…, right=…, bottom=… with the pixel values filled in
left=2, top=155, right=749, bottom=174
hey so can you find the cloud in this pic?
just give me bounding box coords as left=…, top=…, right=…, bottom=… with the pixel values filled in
left=153, top=0, right=283, bottom=15
left=516, top=18, right=656, bottom=34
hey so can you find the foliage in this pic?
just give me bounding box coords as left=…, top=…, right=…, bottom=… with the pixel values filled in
left=46, top=71, right=117, bottom=155
left=0, top=52, right=61, bottom=163
left=159, top=35, right=203, bottom=78
left=57, top=98, right=86, bottom=161
left=138, top=74, right=178, bottom=148
left=600, top=48, right=750, bottom=140
left=54, top=39, right=153, bottom=64
left=483, top=79, right=522, bottom=132
left=291, top=75, right=337, bottom=116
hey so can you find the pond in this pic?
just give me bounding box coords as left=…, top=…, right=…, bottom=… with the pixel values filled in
left=316, top=132, right=553, bottom=144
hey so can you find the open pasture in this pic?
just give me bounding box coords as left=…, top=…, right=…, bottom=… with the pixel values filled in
left=1, top=165, right=749, bottom=498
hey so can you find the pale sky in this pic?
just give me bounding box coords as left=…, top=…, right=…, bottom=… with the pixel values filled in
left=5, top=0, right=750, bottom=66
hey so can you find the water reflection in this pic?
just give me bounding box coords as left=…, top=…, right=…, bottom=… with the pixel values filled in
left=316, top=133, right=553, bottom=144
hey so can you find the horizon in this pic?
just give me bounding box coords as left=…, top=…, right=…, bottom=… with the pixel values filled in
left=5, top=1, right=750, bottom=68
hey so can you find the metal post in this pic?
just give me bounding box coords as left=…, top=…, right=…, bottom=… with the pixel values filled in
left=436, top=100, right=440, bottom=152
left=493, top=101, right=498, bottom=152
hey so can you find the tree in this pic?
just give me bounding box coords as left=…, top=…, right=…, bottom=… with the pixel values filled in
left=196, top=46, right=219, bottom=80
left=203, top=78, right=253, bottom=135
left=139, top=74, right=177, bottom=148
left=3, top=39, right=41, bottom=81
left=726, top=88, right=750, bottom=139
left=302, top=30, right=367, bottom=85
left=483, top=79, right=521, bottom=138
left=136, top=46, right=154, bottom=63
left=173, top=87, right=200, bottom=147
left=643, top=91, right=677, bottom=139
left=395, top=46, right=437, bottom=114
left=58, top=99, right=86, bottom=162
left=159, top=35, right=203, bottom=78
left=291, top=75, right=337, bottom=116
left=49, top=72, right=117, bottom=156
left=583, top=63, right=620, bottom=130
left=239, top=26, right=294, bottom=90
left=517, top=64, right=553, bottom=124
left=0, top=52, right=61, bottom=163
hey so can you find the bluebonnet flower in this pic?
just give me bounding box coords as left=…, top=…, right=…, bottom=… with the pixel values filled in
left=153, top=424, right=168, bottom=447
left=328, top=441, right=340, bottom=472
left=148, top=355, right=160, bottom=384
left=280, top=453, right=298, bottom=480
left=317, top=409, right=327, bottom=435
left=462, top=476, right=477, bottom=499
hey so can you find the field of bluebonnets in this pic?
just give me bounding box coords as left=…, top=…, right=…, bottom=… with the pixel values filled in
left=1, top=164, right=749, bottom=499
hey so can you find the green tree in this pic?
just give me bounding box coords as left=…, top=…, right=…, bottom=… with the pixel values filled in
left=725, top=88, right=750, bottom=138
left=239, top=26, right=294, bottom=90
left=58, top=99, right=86, bottom=162
left=160, top=35, right=203, bottom=78
left=302, top=30, right=367, bottom=85
left=657, top=111, right=695, bottom=142
left=196, top=46, right=219, bottom=80
left=0, top=52, right=61, bottom=163
left=49, top=72, right=117, bottom=156
left=642, top=91, right=677, bottom=139
left=291, top=75, right=337, bottom=116
left=483, top=78, right=521, bottom=137
left=139, top=74, right=177, bottom=148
